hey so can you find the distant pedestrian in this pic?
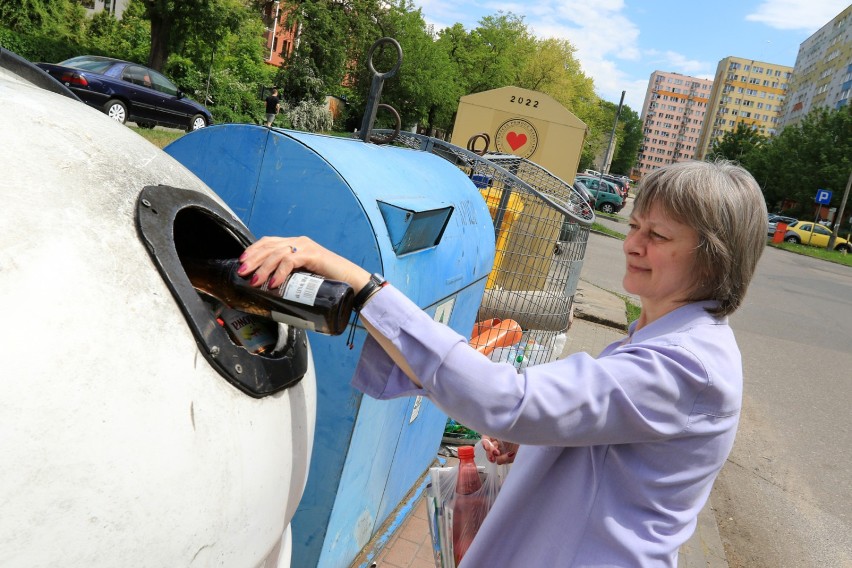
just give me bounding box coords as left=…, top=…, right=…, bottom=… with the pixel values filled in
left=265, top=88, right=280, bottom=127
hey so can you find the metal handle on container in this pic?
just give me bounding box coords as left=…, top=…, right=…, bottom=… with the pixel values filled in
left=359, top=37, right=403, bottom=143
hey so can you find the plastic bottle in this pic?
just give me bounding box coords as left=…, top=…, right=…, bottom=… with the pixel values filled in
left=549, top=333, right=567, bottom=362
left=452, top=445, right=484, bottom=565
left=185, top=258, right=355, bottom=335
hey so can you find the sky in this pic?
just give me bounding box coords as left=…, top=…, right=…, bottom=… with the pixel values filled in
left=413, top=0, right=851, bottom=111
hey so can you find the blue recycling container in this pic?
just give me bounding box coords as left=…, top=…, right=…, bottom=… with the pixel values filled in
left=166, top=125, right=496, bottom=568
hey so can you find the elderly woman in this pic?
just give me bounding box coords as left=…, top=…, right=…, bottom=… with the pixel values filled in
left=238, top=160, right=768, bottom=567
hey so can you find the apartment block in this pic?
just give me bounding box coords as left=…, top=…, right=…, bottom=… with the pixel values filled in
left=695, top=57, right=793, bottom=160
left=779, top=5, right=852, bottom=128
left=262, top=1, right=299, bottom=67
left=635, top=71, right=713, bottom=178
left=79, top=0, right=130, bottom=19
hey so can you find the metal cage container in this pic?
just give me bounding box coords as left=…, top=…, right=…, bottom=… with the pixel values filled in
left=377, top=131, right=594, bottom=368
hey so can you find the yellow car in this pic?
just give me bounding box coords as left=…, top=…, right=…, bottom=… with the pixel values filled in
left=784, top=221, right=851, bottom=252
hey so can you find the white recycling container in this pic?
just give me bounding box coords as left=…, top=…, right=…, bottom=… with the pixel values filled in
left=0, top=50, right=316, bottom=568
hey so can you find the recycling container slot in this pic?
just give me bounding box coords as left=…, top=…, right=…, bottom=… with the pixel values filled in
left=377, top=198, right=454, bottom=255
left=136, top=184, right=308, bottom=398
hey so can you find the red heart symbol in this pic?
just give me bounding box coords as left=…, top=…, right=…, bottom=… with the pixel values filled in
left=506, top=131, right=527, bottom=150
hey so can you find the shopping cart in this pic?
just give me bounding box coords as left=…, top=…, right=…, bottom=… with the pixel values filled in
left=374, top=130, right=594, bottom=368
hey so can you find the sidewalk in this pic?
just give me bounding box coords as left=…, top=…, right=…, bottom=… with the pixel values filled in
left=349, top=280, right=729, bottom=568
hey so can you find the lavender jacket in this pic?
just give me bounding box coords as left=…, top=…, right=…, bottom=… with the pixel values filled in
left=352, top=286, right=742, bottom=567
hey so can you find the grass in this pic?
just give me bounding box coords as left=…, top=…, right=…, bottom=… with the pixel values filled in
left=591, top=222, right=626, bottom=240
left=130, top=126, right=185, bottom=149
left=768, top=241, right=852, bottom=267
left=623, top=297, right=641, bottom=324
left=596, top=210, right=628, bottom=223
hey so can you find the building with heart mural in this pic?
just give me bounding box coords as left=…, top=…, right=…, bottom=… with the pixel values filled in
left=494, top=118, right=539, bottom=158
left=450, top=86, right=587, bottom=184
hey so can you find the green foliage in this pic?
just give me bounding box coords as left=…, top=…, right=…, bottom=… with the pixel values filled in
left=358, top=1, right=460, bottom=131
left=286, top=99, right=333, bottom=132
left=0, top=27, right=82, bottom=62
left=746, top=105, right=851, bottom=216
left=130, top=124, right=184, bottom=148
left=84, top=2, right=150, bottom=62
left=706, top=121, right=766, bottom=163
left=770, top=240, right=852, bottom=268
left=277, top=0, right=380, bottom=106
left=0, top=0, right=85, bottom=35
left=4, top=0, right=621, bottom=147
left=141, top=0, right=211, bottom=70
left=0, top=0, right=87, bottom=61
left=168, top=3, right=273, bottom=124
left=610, top=105, right=642, bottom=175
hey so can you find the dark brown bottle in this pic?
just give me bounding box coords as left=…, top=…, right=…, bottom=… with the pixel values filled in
left=185, top=258, right=355, bottom=335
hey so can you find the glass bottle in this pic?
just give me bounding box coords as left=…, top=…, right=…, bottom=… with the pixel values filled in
left=452, top=445, right=484, bottom=565
left=185, top=258, right=355, bottom=335
left=198, top=291, right=278, bottom=355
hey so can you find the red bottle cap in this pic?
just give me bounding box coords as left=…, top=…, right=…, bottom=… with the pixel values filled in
left=457, top=445, right=475, bottom=459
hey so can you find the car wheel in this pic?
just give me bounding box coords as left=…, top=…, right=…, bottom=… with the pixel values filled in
left=834, top=244, right=851, bottom=253
left=187, top=114, right=207, bottom=132
left=104, top=99, right=127, bottom=124
left=599, top=203, right=615, bottom=214
left=784, top=235, right=800, bottom=244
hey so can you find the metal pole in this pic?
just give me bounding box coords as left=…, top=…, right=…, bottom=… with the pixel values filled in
left=827, top=170, right=852, bottom=250
left=204, top=44, right=215, bottom=107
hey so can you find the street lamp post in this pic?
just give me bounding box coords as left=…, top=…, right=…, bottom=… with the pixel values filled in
left=827, top=170, right=852, bottom=250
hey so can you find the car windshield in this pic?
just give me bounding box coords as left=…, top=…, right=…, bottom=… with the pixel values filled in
left=61, top=56, right=114, bottom=74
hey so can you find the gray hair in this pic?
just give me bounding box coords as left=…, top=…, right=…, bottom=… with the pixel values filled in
left=632, top=160, right=767, bottom=317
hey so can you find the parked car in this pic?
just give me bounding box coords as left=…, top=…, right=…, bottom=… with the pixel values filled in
left=767, top=214, right=797, bottom=236
left=573, top=180, right=595, bottom=206
left=575, top=175, right=623, bottom=214
left=583, top=169, right=602, bottom=177
left=602, top=174, right=629, bottom=198
left=36, top=55, right=212, bottom=132
left=783, top=221, right=851, bottom=252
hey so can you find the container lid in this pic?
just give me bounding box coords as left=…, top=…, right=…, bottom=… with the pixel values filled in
left=457, top=445, right=475, bottom=459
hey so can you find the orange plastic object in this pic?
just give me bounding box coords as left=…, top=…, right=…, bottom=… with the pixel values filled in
left=469, top=318, right=523, bottom=356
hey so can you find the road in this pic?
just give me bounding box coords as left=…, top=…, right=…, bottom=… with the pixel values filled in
left=581, top=201, right=852, bottom=567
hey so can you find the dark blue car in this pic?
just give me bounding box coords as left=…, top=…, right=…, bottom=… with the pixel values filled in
left=37, top=55, right=212, bottom=132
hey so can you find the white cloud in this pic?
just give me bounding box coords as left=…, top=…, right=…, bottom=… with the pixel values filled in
left=643, top=49, right=712, bottom=76
left=745, top=0, right=850, bottom=31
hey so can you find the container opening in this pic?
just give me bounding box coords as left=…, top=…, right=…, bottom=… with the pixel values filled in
left=136, top=184, right=308, bottom=397
left=173, top=207, right=285, bottom=358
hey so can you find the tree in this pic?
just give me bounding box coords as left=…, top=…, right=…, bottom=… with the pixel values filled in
left=750, top=105, right=852, bottom=216
left=85, top=0, right=150, bottom=63
left=0, top=0, right=84, bottom=34
left=456, top=13, right=533, bottom=94
left=166, top=0, right=272, bottom=122
left=706, top=121, right=766, bottom=163
left=356, top=0, right=460, bottom=132
left=141, top=0, right=251, bottom=72
left=277, top=0, right=382, bottom=105
left=610, top=105, right=642, bottom=175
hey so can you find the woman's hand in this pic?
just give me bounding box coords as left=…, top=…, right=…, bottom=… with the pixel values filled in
left=237, top=236, right=371, bottom=292
left=481, top=435, right=519, bottom=465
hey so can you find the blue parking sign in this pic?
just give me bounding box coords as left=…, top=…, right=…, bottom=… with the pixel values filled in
left=816, top=189, right=832, bottom=204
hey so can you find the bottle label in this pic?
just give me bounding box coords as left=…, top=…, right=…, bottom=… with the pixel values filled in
left=280, top=273, right=322, bottom=306
left=220, top=308, right=277, bottom=353
left=271, top=310, right=317, bottom=331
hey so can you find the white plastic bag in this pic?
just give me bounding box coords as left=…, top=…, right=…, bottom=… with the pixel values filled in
left=426, top=442, right=508, bottom=567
